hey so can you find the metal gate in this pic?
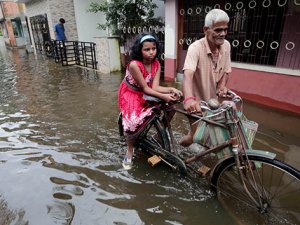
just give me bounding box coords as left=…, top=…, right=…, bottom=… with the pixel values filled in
left=47, top=40, right=97, bottom=69
left=29, top=14, right=51, bottom=54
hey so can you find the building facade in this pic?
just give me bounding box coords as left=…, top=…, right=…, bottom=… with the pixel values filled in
left=0, top=1, right=31, bottom=49
left=164, top=0, right=300, bottom=114
left=17, top=0, right=78, bottom=54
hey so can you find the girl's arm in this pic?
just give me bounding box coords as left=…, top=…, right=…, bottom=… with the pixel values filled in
left=152, top=64, right=183, bottom=97
left=129, top=62, right=176, bottom=102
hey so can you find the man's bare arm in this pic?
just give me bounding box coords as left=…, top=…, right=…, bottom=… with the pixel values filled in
left=182, top=69, right=201, bottom=113
left=182, top=69, right=194, bottom=98
left=217, top=72, right=229, bottom=97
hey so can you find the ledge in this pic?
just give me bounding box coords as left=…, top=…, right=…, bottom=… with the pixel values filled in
left=232, top=62, right=300, bottom=77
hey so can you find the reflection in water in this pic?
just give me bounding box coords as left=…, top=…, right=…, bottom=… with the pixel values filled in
left=0, top=44, right=299, bottom=225
left=244, top=100, right=300, bottom=169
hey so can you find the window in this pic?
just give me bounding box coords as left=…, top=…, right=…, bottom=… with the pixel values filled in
left=179, top=0, right=300, bottom=69
left=11, top=18, right=23, bottom=37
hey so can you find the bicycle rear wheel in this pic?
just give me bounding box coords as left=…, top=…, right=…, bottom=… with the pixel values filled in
left=138, top=116, right=171, bottom=152
left=211, top=155, right=300, bottom=225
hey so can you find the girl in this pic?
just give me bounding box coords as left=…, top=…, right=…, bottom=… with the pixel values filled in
left=118, top=33, right=182, bottom=170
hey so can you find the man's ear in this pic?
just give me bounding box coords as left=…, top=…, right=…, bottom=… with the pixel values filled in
left=203, top=26, right=209, bottom=35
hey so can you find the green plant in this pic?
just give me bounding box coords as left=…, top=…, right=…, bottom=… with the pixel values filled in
left=88, top=0, right=163, bottom=36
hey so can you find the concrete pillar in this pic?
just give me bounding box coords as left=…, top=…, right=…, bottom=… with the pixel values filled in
left=94, top=36, right=121, bottom=74
left=164, top=0, right=178, bottom=81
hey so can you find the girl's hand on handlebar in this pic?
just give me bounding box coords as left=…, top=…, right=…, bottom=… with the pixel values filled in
left=161, top=93, right=177, bottom=103
left=169, top=88, right=183, bottom=101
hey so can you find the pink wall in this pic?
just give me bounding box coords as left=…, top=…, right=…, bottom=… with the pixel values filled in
left=2, top=2, right=22, bottom=17
left=276, top=6, right=300, bottom=70
left=165, top=58, right=176, bottom=81
left=6, top=21, right=16, bottom=46
left=228, top=68, right=300, bottom=114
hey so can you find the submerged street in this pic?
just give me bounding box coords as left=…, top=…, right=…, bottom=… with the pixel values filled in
left=0, top=39, right=300, bottom=225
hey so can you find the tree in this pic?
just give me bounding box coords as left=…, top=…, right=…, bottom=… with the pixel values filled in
left=87, top=0, right=163, bottom=36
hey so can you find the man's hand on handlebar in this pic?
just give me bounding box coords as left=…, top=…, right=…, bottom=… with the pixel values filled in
left=182, top=90, right=240, bottom=114
left=217, top=86, right=230, bottom=98
left=183, top=100, right=202, bottom=114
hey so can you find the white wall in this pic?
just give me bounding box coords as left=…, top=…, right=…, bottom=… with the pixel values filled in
left=74, top=0, right=164, bottom=43
left=154, top=0, right=165, bottom=18
left=73, top=0, right=107, bottom=42
left=165, top=0, right=177, bottom=59
left=25, top=0, right=78, bottom=42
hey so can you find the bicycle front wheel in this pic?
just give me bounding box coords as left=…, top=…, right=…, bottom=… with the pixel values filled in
left=211, top=155, right=300, bottom=225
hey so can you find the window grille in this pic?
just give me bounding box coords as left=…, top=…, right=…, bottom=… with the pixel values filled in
left=179, top=0, right=300, bottom=70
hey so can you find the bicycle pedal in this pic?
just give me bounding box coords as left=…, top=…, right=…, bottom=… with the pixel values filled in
left=197, top=165, right=211, bottom=176
left=148, top=155, right=162, bottom=167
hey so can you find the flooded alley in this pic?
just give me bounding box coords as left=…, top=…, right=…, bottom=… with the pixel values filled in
left=0, top=41, right=300, bottom=225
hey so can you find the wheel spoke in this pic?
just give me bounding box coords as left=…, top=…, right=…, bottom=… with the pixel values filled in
left=270, top=177, right=300, bottom=201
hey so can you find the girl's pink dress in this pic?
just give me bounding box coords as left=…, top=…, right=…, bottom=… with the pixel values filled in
left=118, top=59, right=160, bottom=138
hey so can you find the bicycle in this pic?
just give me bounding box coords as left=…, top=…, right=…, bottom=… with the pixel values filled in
left=118, top=91, right=300, bottom=224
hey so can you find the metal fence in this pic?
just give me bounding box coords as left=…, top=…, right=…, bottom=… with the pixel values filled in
left=30, top=14, right=97, bottom=70
left=30, top=14, right=51, bottom=53
left=45, top=40, right=97, bottom=69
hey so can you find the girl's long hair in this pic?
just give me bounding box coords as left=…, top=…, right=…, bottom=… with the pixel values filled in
left=130, top=32, right=162, bottom=61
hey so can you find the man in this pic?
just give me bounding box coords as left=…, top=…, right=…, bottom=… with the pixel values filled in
left=180, top=9, right=231, bottom=146
left=54, top=18, right=66, bottom=41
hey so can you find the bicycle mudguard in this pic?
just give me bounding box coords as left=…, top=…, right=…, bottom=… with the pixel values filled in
left=246, top=149, right=276, bottom=159
left=210, top=149, right=277, bottom=182
left=215, top=149, right=276, bottom=166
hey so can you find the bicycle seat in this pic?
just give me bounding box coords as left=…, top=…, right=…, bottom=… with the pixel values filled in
left=143, top=94, right=162, bottom=102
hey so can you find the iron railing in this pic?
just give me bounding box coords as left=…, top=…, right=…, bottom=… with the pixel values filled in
left=46, top=40, right=98, bottom=69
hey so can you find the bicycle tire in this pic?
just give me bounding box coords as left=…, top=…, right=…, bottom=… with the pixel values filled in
left=211, top=154, right=300, bottom=225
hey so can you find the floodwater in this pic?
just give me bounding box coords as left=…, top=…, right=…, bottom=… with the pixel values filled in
left=0, top=40, right=299, bottom=225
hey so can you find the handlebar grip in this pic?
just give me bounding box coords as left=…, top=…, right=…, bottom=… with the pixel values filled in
left=227, top=90, right=237, bottom=97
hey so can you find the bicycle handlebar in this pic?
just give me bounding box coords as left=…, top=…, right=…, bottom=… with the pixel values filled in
left=227, top=90, right=242, bottom=103
left=143, top=90, right=242, bottom=115
left=199, top=90, right=242, bottom=114
left=143, top=94, right=183, bottom=104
